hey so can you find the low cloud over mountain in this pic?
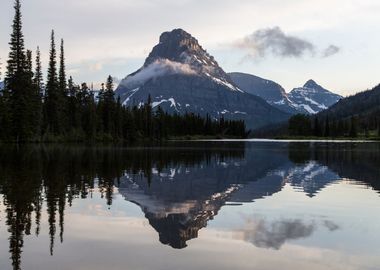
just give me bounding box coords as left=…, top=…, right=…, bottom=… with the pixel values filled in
left=235, top=27, right=340, bottom=59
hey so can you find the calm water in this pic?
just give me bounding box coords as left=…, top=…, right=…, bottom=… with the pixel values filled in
left=0, top=141, right=380, bottom=270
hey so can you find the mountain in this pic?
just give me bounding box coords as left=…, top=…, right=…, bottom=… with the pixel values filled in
left=229, top=72, right=298, bottom=114
left=115, top=29, right=290, bottom=130
left=288, top=80, right=342, bottom=114
left=116, top=141, right=376, bottom=249
left=318, top=84, right=380, bottom=128
left=229, top=74, right=341, bottom=115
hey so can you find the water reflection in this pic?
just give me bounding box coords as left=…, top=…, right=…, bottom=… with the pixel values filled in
left=0, top=141, right=379, bottom=270
left=234, top=217, right=340, bottom=250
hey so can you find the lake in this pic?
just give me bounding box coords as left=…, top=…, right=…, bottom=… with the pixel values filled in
left=0, top=141, right=379, bottom=270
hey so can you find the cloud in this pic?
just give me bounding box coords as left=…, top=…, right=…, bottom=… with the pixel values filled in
left=235, top=217, right=340, bottom=250
left=240, top=218, right=316, bottom=250
left=236, top=27, right=315, bottom=59
left=235, top=27, right=340, bottom=60
left=89, top=62, right=103, bottom=72
left=323, top=220, right=340, bottom=231
left=322, top=45, right=341, bottom=58
left=120, top=59, right=197, bottom=87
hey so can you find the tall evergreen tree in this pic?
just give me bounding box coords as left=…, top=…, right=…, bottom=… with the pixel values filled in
left=6, top=0, right=25, bottom=79
left=80, top=83, right=96, bottom=139
left=103, top=76, right=115, bottom=135
left=58, top=38, right=69, bottom=132
left=44, top=30, right=63, bottom=135
left=58, top=39, right=67, bottom=95
left=324, top=116, right=330, bottom=137
left=5, top=0, right=37, bottom=141
left=34, top=46, right=43, bottom=95
left=349, top=116, right=358, bottom=138
left=26, top=50, right=32, bottom=76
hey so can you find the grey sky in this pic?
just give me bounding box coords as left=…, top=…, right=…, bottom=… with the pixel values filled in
left=1, top=0, right=379, bottom=95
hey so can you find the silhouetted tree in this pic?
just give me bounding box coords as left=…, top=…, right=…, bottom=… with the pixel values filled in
left=349, top=116, right=358, bottom=138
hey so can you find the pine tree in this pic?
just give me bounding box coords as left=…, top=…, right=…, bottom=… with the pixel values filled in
left=114, top=97, right=123, bottom=139
left=324, top=116, right=330, bottom=137
left=145, top=94, right=153, bottom=138
left=6, top=0, right=25, bottom=79
left=58, top=38, right=69, bottom=132
left=67, top=76, right=80, bottom=133
left=349, top=116, right=358, bottom=138
left=58, top=39, right=67, bottom=95
left=45, top=30, right=62, bottom=135
left=313, top=117, right=322, bottom=137
left=34, top=46, right=43, bottom=94
left=103, top=75, right=115, bottom=136
left=5, top=0, right=37, bottom=141
left=26, top=49, right=42, bottom=137
left=26, top=50, right=33, bottom=76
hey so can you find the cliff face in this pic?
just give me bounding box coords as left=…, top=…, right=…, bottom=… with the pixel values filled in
left=115, top=29, right=290, bottom=130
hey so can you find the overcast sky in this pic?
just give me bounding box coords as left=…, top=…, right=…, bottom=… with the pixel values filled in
left=1, top=0, right=379, bottom=96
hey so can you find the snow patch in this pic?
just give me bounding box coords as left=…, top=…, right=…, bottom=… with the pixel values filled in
left=234, top=111, right=247, bottom=115
left=204, top=72, right=243, bottom=92
left=298, top=104, right=317, bottom=114
left=152, top=98, right=178, bottom=111
left=122, top=88, right=140, bottom=106
left=274, top=99, right=286, bottom=105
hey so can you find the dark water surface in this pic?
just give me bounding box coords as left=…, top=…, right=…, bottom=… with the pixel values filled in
left=0, top=141, right=380, bottom=270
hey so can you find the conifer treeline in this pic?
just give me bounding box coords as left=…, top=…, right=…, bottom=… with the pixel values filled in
left=0, top=0, right=248, bottom=143
left=288, top=113, right=380, bottom=138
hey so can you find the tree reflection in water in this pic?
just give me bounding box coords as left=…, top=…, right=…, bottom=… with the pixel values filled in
left=0, top=141, right=379, bottom=270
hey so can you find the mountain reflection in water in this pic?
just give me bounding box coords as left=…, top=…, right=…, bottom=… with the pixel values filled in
left=0, top=141, right=379, bottom=270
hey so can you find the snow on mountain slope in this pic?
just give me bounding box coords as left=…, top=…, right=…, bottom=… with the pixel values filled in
left=229, top=72, right=298, bottom=114
left=115, top=29, right=290, bottom=130
left=230, top=73, right=342, bottom=115
left=288, top=80, right=342, bottom=114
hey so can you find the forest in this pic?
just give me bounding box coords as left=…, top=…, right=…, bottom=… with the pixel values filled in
left=288, top=110, right=380, bottom=138
left=0, top=0, right=248, bottom=143
left=287, top=83, right=380, bottom=139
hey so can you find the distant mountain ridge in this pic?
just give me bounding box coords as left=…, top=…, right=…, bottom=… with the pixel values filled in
left=289, top=80, right=342, bottom=114
left=115, top=29, right=290, bottom=130
left=230, top=73, right=342, bottom=115
left=229, top=72, right=298, bottom=114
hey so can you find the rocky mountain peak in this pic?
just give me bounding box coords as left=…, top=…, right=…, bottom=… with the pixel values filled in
left=144, top=28, right=215, bottom=67
left=303, top=79, right=328, bottom=92
left=159, top=28, right=197, bottom=49
left=289, top=80, right=342, bottom=114
left=115, top=29, right=290, bottom=130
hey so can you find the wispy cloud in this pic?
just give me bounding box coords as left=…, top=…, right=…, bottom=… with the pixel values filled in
left=88, top=62, right=104, bottom=72
left=322, top=45, right=341, bottom=58
left=235, top=27, right=340, bottom=60
left=121, top=59, right=196, bottom=87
